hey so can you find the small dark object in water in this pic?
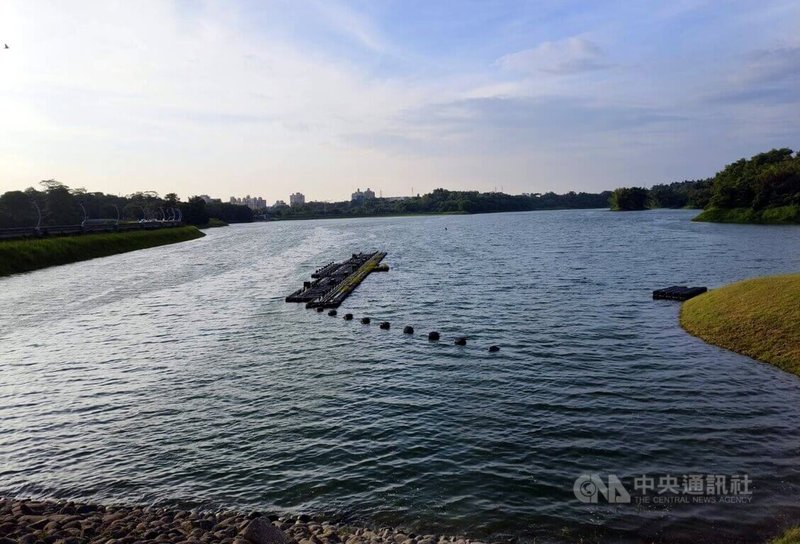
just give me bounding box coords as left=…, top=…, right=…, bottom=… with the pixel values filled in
left=361, top=317, right=371, bottom=324
left=652, top=285, right=708, bottom=301
left=454, top=337, right=467, bottom=346
left=379, top=321, right=390, bottom=330
left=428, top=331, right=440, bottom=341
left=316, top=307, right=324, bottom=313
left=489, top=345, right=500, bottom=352
left=344, top=313, right=353, bottom=321
left=403, top=326, right=414, bottom=334
left=328, top=310, right=337, bottom=316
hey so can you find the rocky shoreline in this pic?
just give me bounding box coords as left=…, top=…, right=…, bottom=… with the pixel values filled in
left=0, top=498, right=485, bottom=544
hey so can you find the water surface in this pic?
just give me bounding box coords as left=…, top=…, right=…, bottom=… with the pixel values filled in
left=1, top=210, right=800, bottom=543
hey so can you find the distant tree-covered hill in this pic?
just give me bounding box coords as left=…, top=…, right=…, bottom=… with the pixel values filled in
left=0, top=181, right=253, bottom=228
left=608, top=147, right=800, bottom=221
left=268, top=188, right=612, bottom=220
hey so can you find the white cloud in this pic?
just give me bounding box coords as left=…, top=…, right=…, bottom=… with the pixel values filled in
left=0, top=1, right=432, bottom=198
left=497, top=37, right=610, bottom=75
left=308, top=0, right=389, bottom=54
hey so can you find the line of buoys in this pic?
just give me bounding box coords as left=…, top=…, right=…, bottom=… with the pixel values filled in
left=327, top=309, right=499, bottom=352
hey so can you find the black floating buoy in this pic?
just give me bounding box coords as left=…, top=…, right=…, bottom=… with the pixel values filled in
left=344, top=313, right=353, bottom=321
left=328, top=309, right=337, bottom=316
left=361, top=317, right=371, bottom=324
left=316, top=307, right=324, bottom=313
left=489, top=345, right=500, bottom=353
left=403, top=326, right=414, bottom=335
left=454, top=337, right=467, bottom=346
left=379, top=321, right=390, bottom=330
left=428, top=331, right=440, bottom=341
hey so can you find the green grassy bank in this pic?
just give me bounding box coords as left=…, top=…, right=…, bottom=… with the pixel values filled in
left=771, top=527, right=800, bottom=544
left=693, top=205, right=800, bottom=224
left=680, top=274, right=800, bottom=377
left=0, top=226, right=205, bottom=277
left=201, top=218, right=229, bottom=228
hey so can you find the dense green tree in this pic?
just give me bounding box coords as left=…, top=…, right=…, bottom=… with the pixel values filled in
left=710, top=148, right=795, bottom=209
left=39, top=180, right=81, bottom=225
left=0, top=183, right=253, bottom=228
left=610, top=187, right=649, bottom=211
left=179, top=196, right=210, bottom=226
left=0, top=191, right=38, bottom=228
left=206, top=201, right=254, bottom=223
left=164, top=193, right=179, bottom=208
left=645, top=179, right=713, bottom=209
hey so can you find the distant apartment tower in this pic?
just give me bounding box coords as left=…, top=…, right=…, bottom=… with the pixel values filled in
left=290, top=192, right=305, bottom=206
left=229, top=195, right=267, bottom=210
left=351, top=187, right=376, bottom=202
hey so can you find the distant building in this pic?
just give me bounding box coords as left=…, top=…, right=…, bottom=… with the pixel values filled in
left=290, top=193, right=305, bottom=206
left=273, top=200, right=287, bottom=208
left=199, top=194, right=221, bottom=204
left=351, top=187, right=376, bottom=202
left=230, top=195, right=267, bottom=210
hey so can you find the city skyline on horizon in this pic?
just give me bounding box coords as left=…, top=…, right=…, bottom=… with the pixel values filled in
left=1, top=1, right=798, bottom=200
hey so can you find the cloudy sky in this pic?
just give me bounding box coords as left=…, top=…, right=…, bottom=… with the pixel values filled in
left=0, top=1, right=798, bottom=202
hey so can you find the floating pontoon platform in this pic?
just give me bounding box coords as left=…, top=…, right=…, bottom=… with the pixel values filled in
left=286, top=251, right=388, bottom=308
left=652, top=286, right=707, bottom=301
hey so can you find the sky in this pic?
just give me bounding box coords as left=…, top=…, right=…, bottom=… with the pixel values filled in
left=0, top=1, right=798, bottom=203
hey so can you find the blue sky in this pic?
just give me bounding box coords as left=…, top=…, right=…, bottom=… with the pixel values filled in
left=1, top=0, right=798, bottom=201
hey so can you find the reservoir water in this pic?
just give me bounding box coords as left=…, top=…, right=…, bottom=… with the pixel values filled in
left=1, top=209, right=799, bottom=543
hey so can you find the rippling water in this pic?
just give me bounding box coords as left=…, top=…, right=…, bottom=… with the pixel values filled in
left=2, top=209, right=800, bottom=543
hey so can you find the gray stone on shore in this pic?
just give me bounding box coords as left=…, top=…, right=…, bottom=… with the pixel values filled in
left=0, top=497, right=489, bottom=544
left=241, top=517, right=288, bottom=544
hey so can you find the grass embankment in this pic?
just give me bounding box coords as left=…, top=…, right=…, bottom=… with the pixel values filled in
left=771, top=527, right=800, bottom=544
left=693, top=205, right=800, bottom=224
left=680, top=274, right=800, bottom=377
left=0, top=226, right=205, bottom=277
left=201, top=218, right=229, bottom=228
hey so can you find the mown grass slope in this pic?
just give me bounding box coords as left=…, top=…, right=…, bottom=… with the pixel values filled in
left=0, top=226, right=205, bottom=277
left=680, top=274, right=800, bottom=377
left=771, top=527, right=800, bottom=544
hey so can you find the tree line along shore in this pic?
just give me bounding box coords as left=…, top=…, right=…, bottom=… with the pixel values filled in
left=1, top=147, right=797, bottom=230
left=610, top=147, right=800, bottom=224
